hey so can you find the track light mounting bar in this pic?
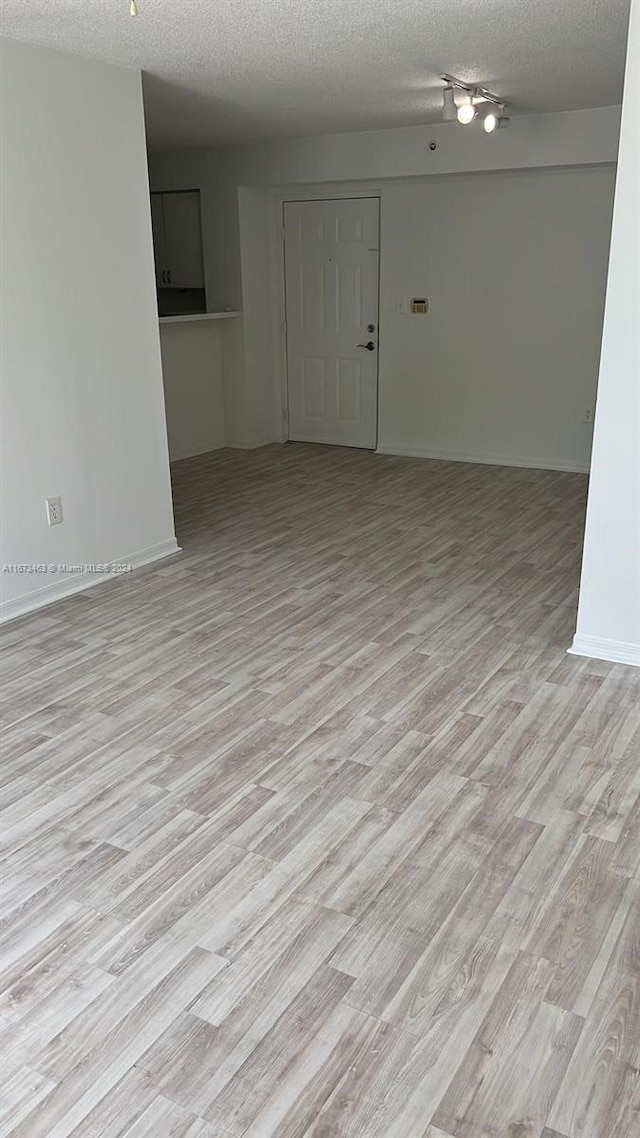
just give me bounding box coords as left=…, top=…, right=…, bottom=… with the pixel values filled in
left=440, top=74, right=508, bottom=108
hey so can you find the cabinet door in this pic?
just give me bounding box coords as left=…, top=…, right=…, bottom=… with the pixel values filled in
left=150, top=193, right=167, bottom=288
left=162, top=191, right=205, bottom=289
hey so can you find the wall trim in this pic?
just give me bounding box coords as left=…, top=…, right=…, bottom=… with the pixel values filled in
left=226, top=436, right=278, bottom=450
left=376, top=443, right=590, bottom=474
left=0, top=538, right=181, bottom=625
left=169, top=441, right=226, bottom=462
left=569, top=635, right=640, bottom=668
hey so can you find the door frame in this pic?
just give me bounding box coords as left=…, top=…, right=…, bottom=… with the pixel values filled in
left=266, top=184, right=383, bottom=446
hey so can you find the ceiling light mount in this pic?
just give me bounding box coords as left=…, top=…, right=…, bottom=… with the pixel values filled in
left=442, top=84, right=458, bottom=122
left=440, top=74, right=509, bottom=134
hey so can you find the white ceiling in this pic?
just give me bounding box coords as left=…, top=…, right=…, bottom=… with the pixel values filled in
left=0, top=0, right=631, bottom=147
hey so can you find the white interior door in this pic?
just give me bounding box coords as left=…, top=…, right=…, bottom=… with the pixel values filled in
left=284, top=198, right=380, bottom=449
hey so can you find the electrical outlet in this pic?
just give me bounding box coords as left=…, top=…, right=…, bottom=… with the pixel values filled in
left=46, top=496, right=63, bottom=526
left=583, top=408, right=594, bottom=425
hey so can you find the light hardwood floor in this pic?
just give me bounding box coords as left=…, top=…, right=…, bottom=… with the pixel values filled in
left=2, top=443, right=640, bottom=1138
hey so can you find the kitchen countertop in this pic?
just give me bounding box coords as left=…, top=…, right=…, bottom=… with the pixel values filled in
left=159, top=311, right=241, bottom=325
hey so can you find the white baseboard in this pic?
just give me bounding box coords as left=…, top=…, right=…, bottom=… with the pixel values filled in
left=226, top=437, right=277, bottom=450
left=569, top=635, right=640, bottom=668
left=376, top=443, right=590, bottom=475
left=169, top=440, right=226, bottom=461
left=0, top=538, right=181, bottom=625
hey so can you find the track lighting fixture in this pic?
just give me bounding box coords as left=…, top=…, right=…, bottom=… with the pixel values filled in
left=456, top=98, right=476, bottom=126
left=482, top=107, right=500, bottom=133
left=130, top=0, right=138, bottom=15
left=481, top=104, right=509, bottom=132
left=440, top=74, right=509, bottom=136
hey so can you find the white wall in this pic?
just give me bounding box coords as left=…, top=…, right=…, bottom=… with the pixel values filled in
left=376, top=167, right=615, bottom=470
left=223, top=167, right=615, bottom=472
left=149, top=105, right=620, bottom=312
left=150, top=106, right=618, bottom=473
left=160, top=322, right=226, bottom=459
left=237, top=187, right=284, bottom=446
left=572, top=0, right=640, bottom=666
left=0, top=38, right=177, bottom=621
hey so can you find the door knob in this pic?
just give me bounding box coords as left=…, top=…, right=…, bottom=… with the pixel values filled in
left=357, top=341, right=376, bottom=351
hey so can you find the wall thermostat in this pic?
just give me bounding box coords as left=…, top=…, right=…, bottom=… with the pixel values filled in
left=411, top=298, right=429, bottom=314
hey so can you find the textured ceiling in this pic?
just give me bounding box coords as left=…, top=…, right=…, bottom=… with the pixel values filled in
left=0, top=0, right=631, bottom=147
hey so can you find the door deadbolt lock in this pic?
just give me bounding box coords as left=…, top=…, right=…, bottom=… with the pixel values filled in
left=367, top=323, right=376, bottom=333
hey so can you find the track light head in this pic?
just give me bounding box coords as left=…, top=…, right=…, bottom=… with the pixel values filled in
left=482, top=108, right=500, bottom=133
left=482, top=105, right=509, bottom=133
left=457, top=100, right=476, bottom=125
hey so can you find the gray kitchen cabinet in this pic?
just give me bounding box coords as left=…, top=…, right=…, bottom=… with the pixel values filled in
left=151, top=190, right=205, bottom=290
